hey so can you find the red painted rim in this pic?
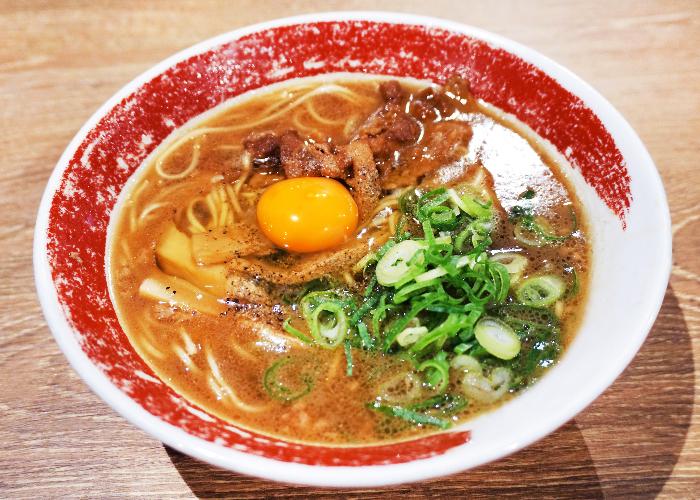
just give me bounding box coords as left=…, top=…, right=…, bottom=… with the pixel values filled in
left=43, top=19, right=630, bottom=466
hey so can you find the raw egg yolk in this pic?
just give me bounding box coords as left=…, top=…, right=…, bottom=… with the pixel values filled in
left=256, top=177, right=359, bottom=253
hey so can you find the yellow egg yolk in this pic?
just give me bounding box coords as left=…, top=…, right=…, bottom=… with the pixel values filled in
left=256, top=177, right=359, bottom=253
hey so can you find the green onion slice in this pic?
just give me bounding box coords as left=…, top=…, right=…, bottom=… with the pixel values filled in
left=282, top=318, right=312, bottom=344
left=344, top=340, right=353, bottom=376
left=375, top=239, right=426, bottom=286
left=377, top=371, right=422, bottom=404
left=514, top=216, right=568, bottom=247
left=446, top=188, right=493, bottom=219
left=474, top=317, right=521, bottom=360
left=418, top=351, right=450, bottom=393
left=450, top=354, right=483, bottom=373
left=460, top=366, right=512, bottom=403
left=489, top=252, right=528, bottom=283
left=409, top=393, right=468, bottom=415
left=263, top=358, right=313, bottom=402
left=353, top=251, right=376, bottom=273
left=396, top=325, right=429, bottom=347
left=410, top=313, right=464, bottom=353
left=356, top=321, right=373, bottom=349
left=300, top=290, right=347, bottom=318
left=393, top=279, right=440, bottom=304
left=515, top=275, right=566, bottom=307
left=308, top=301, right=348, bottom=348
left=414, top=255, right=474, bottom=283
left=367, top=401, right=451, bottom=429
left=566, top=267, right=580, bottom=298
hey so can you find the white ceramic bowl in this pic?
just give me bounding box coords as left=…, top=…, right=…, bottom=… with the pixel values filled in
left=34, top=12, right=671, bottom=487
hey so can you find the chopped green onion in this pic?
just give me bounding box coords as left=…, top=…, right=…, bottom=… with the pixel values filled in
left=417, top=189, right=451, bottom=224
left=371, top=293, right=391, bottom=335
left=519, top=188, right=536, bottom=199
left=367, top=401, right=451, bottom=429
left=456, top=220, right=493, bottom=251
left=489, top=252, right=528, bottom=284
left=396, top=325, right=429, bottom=347
left=450, top=354, right=483, bottom=373
left=393, top=279, right=439, bottom=304
left=263, top=358, right=313, bottom=402
left=363, top=275, right=378, bottom=298
left=487, top=261, right=511, bottom=303
left=376, top=239, right=398, bottom=260
left=418, top=351, right=450, bottom=393
left=515, top=275, right=566, bottom=307
left=427, top=204, right=458, bottom=230
left=410, top=313, right=463, bottom=353
left=446, top=188, right=492, bottom=219
left=447, top=188, right=469, bottom=212
left=422, top=219, right=435, bottom=244
left=300, top=290, right=348, bottom=319
left=344, top=341, right=353, bottom=376
left=413, top=266, right=448, bottom=283
left=350, top=293, right=379, bottom=326
left=377, top=371, right=422, bottom=403
left=474, top=317, right=521, bottom=360
left=514, top=216, right=568, bottom=247
left=566, top=267, right=580, bottom=298
left=453, top=343, right=470, bottom=355
left=308, top=301, right=348, bottom=348
left=356, top=321, right=373, bottom=349
left=513, top=220, right=543, bottom=246
left=409, top=393, right=468, bottom=415
left=433, top=234, right=453, bottom=245
left=383, top=299, right=436, bottom=351
left=460, top=366, right=512, bottom=403
left=454, top=226, right=471, bottom=252
left=463, top=196, right=493, bottom=220
left=414, top=255, right=474, bottom=283
left=375, top=239, right=426, bottom=286
left=353, top=251, right=377, bottom=273
left=298, top=291, right=351, bottom=349
left=282, top=318, right=312, bottom=344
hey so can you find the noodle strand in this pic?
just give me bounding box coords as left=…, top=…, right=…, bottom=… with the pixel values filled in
left=156, top=142, right=201, bottom=180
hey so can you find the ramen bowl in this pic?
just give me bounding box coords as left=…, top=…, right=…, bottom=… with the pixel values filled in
left=34, top=12, right=671, bottom=487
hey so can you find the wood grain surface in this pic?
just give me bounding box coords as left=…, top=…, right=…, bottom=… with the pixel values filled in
left=1, top=1, right=699, bottom=498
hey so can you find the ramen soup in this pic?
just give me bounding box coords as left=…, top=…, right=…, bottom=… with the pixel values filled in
left=109, top=76, right=589, bottom=445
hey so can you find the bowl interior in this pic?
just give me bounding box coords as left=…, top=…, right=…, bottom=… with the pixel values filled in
left=34, top=13, right=670, bottom=487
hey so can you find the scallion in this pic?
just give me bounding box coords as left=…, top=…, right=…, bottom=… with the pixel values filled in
left=460, top=366, right=512, bottom=403
left=367, top=401, right=451, bottom=429
left=489, top=252, right=528, bottom=284
left=514, top=216, right=568, bottom=247
left=375, top=239, right=426, bottom=286
left=418, top=351, right=450, bottom=393
left=515, top=275, right=566, bottom=307
left=474, top=317, right=521, bottom=360
left=396, top=325, right=429, bottom=347
left=344, top=341, right=353, bottom=376
left=263, top=358, right=313, bottom=402
left=309, top=301, right=348, bottom=348
left=282, top=318, right=312, bottom=344
left=409, top=393, right=468, bottom=415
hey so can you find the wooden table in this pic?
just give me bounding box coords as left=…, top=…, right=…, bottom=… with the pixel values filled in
left=1, top=1, right=698, bottom=497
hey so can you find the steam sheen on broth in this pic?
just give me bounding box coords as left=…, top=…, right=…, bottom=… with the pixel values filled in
left=109, top=75, right=589, bottom=445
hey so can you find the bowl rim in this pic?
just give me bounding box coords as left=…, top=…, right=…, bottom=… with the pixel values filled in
left=34, top=10, right=672, bottom=487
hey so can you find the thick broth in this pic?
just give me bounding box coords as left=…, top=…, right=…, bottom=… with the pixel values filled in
left=109, top=76, right=589, bottom=445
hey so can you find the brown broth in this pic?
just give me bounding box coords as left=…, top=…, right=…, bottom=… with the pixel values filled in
left=108, top=76, right=589, bottom=445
